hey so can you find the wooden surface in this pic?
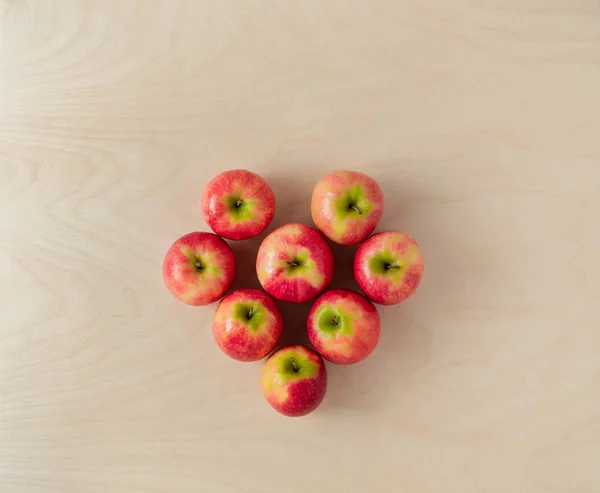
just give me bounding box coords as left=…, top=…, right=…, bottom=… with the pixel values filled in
left=2, top=1, right=600, bottom=492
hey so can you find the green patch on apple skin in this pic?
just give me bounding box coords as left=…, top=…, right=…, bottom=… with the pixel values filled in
left=183, top=248, right=221, bottom=277
left=226, top=195, right=255, bottom=223
left=283, top=251, right=313, bottom=276
left=277, top=248, right=324, bottom=288
left=316, top=305, right=354, bottom=336
left=278, top=350, right=318, bottom=380
left=369, top=251, right=402, bottom=276
left=232, top=302, right=264, bottom=333
left=334, top=184, right=373, bottom=219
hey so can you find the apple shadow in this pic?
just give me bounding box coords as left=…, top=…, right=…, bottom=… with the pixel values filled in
left=227, top=236, right=264, bottom=292
left=274, top=301, right=312, bottom=349
left=225, top=166, right=460, bottom=414
left=231, top=163, right=500, bottom=415
left=259, top=170, right=314, bottom=229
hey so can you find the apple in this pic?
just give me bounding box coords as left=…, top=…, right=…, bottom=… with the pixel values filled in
left=260, top=345, right=327, bottom=417
left=354, top=231, right=424, bottom=305
left=311, top=170, right=383, bottom=245
left=213, top=289, right=283, bottom=362
left=307, top=288, right=380, bottom=364
left=256, top=223, right=334, bottom=303
left=162, top=232, right=235, bottom=306
left=202, top=169, right=276, bottom=240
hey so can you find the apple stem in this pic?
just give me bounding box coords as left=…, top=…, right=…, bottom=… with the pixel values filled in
left=247, top=307, right=253, bottom=319
left=349, top=204, right=363, bottom=215
left=196, top=262, right=204, bottom=270
left=331, top=315, right=338, bottom=326
left=290, top=358, right=298, bottom=373
left=287, top=261, right=300, bottom=267
left=235, top=200, right=243, bottom=207
left=386, top=263, right=400, bottom=271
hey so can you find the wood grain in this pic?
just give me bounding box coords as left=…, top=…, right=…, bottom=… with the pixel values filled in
left=1, top=1, right=600, bottom=492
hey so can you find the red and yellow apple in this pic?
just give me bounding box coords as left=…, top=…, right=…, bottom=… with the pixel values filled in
left=307, top=288, right=380, bottom=364
left=260, top=345, right=327, bottom=417
left=256, top=223, right=334, bottom=303
left=213, top=289, right=283, bottom=362
left=202, top=169, right=275, bottom=241
left=354, top=231, right=423, bottom=305
left=311, top=170, right=383, bottom=245
left=163, top=232, right=235, bottom=305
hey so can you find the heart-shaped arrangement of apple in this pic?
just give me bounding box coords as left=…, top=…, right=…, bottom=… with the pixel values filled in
left=163, top=169, right=424, bottom=417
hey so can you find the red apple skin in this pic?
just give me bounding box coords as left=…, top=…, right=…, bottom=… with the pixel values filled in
left=162, top=232, right=235, bottom=306
left=202, top=169, right=275, bottom=241
left=311, top=170, right=383, bottom=246
left=213, top=289, right=283, bottom=362
left=261, top=345, right=327, bottom=417
left=256, top=223, right=334, bottom=303
left=354, top=231, right=424, bottom=305
left=307, top=289, right=380, bottom=364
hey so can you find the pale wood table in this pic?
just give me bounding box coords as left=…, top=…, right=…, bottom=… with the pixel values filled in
left=2, top=1, right=600, bottom=492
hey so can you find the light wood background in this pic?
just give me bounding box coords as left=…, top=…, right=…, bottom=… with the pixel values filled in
left=2, top=1, right=600, bottom=492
